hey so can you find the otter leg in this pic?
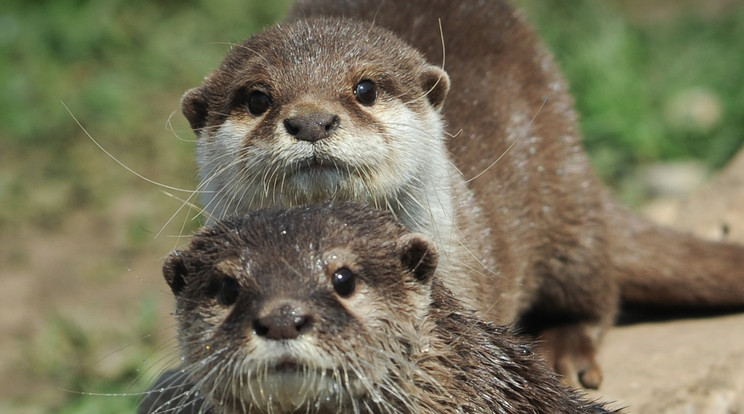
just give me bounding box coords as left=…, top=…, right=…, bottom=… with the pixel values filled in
left=534, top=323, right=604, bottom=389
left=518, top=258, right=619, bottom=389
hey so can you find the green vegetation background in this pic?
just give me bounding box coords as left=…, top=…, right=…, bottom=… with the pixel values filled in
left=1, top=0, right=742, bottom=412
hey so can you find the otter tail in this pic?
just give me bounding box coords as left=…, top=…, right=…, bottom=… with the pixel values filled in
left=605, top=200, right=744, bottom=309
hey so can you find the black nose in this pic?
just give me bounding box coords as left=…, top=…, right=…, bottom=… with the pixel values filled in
left=253, top=301, right=313, bottom=340
left=283, top=112, right=340, bottom=142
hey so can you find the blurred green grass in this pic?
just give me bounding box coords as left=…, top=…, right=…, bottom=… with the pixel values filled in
left=519, top=0, right=744, bottom=189
left=1, top=0, right=742, bottom=412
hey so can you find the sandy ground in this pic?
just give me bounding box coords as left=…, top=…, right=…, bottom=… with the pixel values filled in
left=589, top=313, right=744, bottom=413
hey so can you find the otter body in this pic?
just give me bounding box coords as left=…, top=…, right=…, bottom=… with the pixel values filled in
left=140, top=203, right=620, bottom=414
left=180, top=0, right=744, bottom=387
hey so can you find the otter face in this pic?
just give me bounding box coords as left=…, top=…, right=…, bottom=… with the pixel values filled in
left=182, top=18, right=450, bottom=225
left=161, top=203, right=438, bottom=413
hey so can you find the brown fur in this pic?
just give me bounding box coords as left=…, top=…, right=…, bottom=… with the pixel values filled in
left=139, top=202, right=621, bottom=414
left=177, top=0, right=744, bottom=388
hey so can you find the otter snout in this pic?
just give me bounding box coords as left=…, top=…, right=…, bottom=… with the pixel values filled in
left=253, top=299, right=314, bottom=340
left=283, top=112, right=340, bottom=142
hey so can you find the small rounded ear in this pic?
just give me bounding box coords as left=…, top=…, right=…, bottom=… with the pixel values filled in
left=398, top=233, right=439, bottom=284
left=419, top=65, right=450, bottom=111
left=163, top=251, right=187, bottom=296
left=181, top=87, right=209, bottom=134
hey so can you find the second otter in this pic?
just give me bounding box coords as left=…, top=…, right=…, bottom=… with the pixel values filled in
left=140, top=202, right=620, bottom=414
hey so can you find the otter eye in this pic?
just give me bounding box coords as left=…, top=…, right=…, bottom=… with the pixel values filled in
left=354, top=80, right=377, bottom=106
left=247, top=90, right=272, bottom=115
left=332, top=267, right=357, bottom=297
left=218, top=276, right=240, bottom=306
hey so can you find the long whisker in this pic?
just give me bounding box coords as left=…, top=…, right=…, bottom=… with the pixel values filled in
left=62, top=101, right=194, bottom=193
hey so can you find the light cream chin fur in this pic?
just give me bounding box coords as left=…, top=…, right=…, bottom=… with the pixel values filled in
left=196, top=97, right=466, bottom=281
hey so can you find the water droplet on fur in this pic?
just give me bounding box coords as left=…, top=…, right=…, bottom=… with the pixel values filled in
left=537, top=165, right=544, bottom=173
left=529, top=147, right=536, bottom=155
left=281, top=230, right=287, bottom=235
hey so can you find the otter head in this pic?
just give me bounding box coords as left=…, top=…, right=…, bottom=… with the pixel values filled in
left=181, top=17, right=450, bottom=225
left=161, top=202, right=439, bottom=413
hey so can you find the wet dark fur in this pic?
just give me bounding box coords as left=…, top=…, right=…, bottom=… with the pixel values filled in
left=177, top=0, right=744, bottom=388
left=139, top=202, right=620, bottom=414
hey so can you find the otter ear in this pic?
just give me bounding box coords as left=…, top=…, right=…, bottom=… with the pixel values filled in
left=419, top=65, right=450, bottom=111
left=181, top=87, right=209, bottom=134
left=163, top=251, right=188, bottom=296
left=398, top=233, right=439, bottom=284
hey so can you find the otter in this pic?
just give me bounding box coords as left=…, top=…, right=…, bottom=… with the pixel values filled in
left=139, top=202, right=621, bottom=414
left=178, top=0, right=744, bottom=388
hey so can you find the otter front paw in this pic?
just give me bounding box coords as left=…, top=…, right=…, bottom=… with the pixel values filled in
left=535, top=324, right=603, bottom=389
